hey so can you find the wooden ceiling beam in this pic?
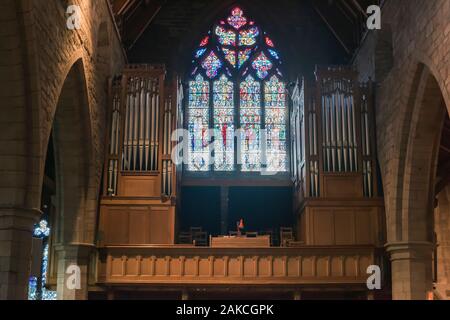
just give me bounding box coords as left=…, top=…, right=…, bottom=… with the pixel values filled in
left=351, top=0, right=368, bottom=18
left=112, top=0, right=136, bottom=16
left=122, top=0, right=165, bottom=50
left=339, top=0, right=358, bottom=18
left=312, top=2, right=351, bottom=55
left=336, top=1, right=354, bottom=23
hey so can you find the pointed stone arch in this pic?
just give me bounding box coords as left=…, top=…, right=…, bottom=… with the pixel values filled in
left=386, top=62, right=448, bottom=299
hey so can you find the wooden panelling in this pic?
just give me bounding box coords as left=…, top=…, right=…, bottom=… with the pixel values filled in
left=322, top=174, right=363, bottom=198
left=119, top=175, right=160, bottom=197
left=300, top=205, right=383, bottom=246
left=355, top=209, right=373, bottom=244
left=106, top=207, right=129, bottom=244
left=334, top=210, right=354, bottom=245
left=97, top=246, right=376, bottom=285
left=312, top=209, right=334, bottom=245
left=129, top=207, right=147, bottom=243
left=99, top=204, right=175, bottom=245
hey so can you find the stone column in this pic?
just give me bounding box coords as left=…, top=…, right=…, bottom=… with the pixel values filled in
left=0, top=208, right=41, bottom=300
left=386, top=241, right=434, bottom=300
left=55, top=244, right=93, bottom=300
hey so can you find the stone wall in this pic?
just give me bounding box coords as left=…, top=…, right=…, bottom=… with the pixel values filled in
left=354, top=0, right=450, bottom=299
left=0, top=0, right=125, bottom=299
left=435, top=186, right=450, bottom=298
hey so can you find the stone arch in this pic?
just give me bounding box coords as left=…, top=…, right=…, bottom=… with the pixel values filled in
left=401, top=65, right=446, bottom=242
left=48, top=58, right=98, bottom=300
left=49, top=57, right=97, bottom=245
left=414, top=50, right=450, bottom=117
left=381, top=61, right=427, bottom=242
left=387, top=62, right=448, bottom=299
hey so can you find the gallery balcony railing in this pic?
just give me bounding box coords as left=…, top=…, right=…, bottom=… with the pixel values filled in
left=96, top=245, right=379, bottom=287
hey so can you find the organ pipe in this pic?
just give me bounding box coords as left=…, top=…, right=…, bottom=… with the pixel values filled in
left=320, top=74, right=358, bottom=173
left=104, top=65, right=169, bottom=198
left=106, top=80, right=121, bottom=196
left=291, top=67, right=376, bottom=199
left=121, top=76, right=161, bottom=172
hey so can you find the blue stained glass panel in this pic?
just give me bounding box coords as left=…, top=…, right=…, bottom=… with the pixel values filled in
left=195, top=48, right=207, bottom=58
left=268, top=49, right=280, bottom=60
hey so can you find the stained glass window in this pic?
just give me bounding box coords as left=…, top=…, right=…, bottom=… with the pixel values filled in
left=239, top=27, right=259, bottom=46
left=215, top=26, right=236, bottom=46
left=222, top=48, right=236, bottom=67
left=265, top=36, right=275, bottom=47
left=227, top=7, right=247, bottom=29
left=268, top=49, right=280, bottom=60
left=252, top=52, right=273, bottom=79
left=28, top=219, right=57, bottom=300
left=188, top=7, right=287, bottom=173
left=200, top=36, right=209, bottom=46
left=238, top=49, right=252, bottom=68
left=202, top=51, right=222, bottom=79
left=195, top=48, right=207, bottom=58
left=213, top=75, right=234, bottom=171
left=264, top=76, right=288, bottom=171
left=240, top=75, right=261, bottom=171
left=188, top=75, right=210, bottom=171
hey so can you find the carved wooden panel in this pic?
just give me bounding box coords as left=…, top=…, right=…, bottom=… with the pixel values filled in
left=97, top=246, right=376, bottom=285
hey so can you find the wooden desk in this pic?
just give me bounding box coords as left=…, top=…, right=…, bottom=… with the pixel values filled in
left=210, top=235, right=271, bottom=248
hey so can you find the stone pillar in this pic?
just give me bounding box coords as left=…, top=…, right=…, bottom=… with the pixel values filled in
left=55, top=244, right=93, bottom=300
left=0, top=208, right=41, bottom=300
left=386, top=241, right=434, bottom=300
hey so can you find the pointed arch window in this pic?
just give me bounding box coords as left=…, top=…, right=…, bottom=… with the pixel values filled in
left=187, top=7, right=288, bottom=173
